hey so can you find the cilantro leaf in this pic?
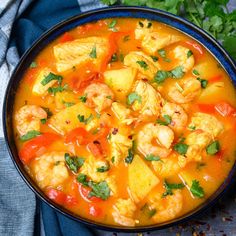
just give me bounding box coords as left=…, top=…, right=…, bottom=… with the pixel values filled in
left=108, top=19, right=117, bottom=28
left=206, top=140, right=220, bottom=155
left=193, top=69, right=200, bottom=76
left=65, top=153, right=84, bottom=173
left=48, top=84, right=68, bottom=95
left=174, top=142, right=189, bottom=155
left=89, top=45, right=97, bottom=58
left=136, top=60, right=148, bottom=70
left=77, top=114, right=93, bottom=124
left=150, top=55, right=158, bottom=62
left=125, top=148, right=134, bottom=164
left=76, top=173, right=89, bottom=186
left=197, top=77, right=208, bottom=88
left=162, top=180, right=185, bottom=197
left=145, top=154, right=162, bottom=162
left=97, top=163, right=110, bottom=172
left=88, top=181, right=110, bottom=200
left=62, top=101, right=75, bottom=107
left=190, top=180, right=205, bottom=198
left=30, top=61, right=37, bottom=68
left=79, top=94, right=87, bottom=103
left=154, top=70, right=172, bottom=84
left=20, top=130, right=41, bottom=141
left=41, top=73, right=63, bottom=86
left=156, top=114, right=172, bottom=126
left=127, top=92, right=142, bottom=105
left=187, top=50, right=193, bottom=58
left=170, top=66, right=185, bottom=79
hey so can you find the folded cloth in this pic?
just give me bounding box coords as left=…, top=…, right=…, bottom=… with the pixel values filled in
left=0, top=0, right=105, bottom=236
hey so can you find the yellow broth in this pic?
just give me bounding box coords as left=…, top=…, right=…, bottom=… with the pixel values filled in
left=13, top=18, right=236, bottom=226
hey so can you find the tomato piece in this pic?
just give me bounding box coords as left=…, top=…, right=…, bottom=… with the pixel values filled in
left=88, top=204, right=103, bottom=217
left=185, top=41, right=204, bottom=56
left=87, top=141, right=104, bottom=157
left=19, top=133, right=59, bottom=164
left=214, top=102, right=236, bottom=117
left=65, top=127, right=91, bottom=145
left=208, top=75, right=222, bottom=83
left=59, top=32, right=74, bottom=43
left=78, top=184, right=102, bottom=203
left=197, top=104, right=215, bottom=114
left=46, top=188, right=77, bottom=206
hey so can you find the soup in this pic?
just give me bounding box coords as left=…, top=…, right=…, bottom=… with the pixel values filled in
left=13, top=18, right=236, bottom=227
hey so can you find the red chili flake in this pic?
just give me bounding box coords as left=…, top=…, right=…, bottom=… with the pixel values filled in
left=112, top=128, right=118, bottom=135
left=128, top=135, right=133, bottom=140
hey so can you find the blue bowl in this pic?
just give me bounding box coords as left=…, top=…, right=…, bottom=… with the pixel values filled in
left=3, top=6, right=236, bottom=232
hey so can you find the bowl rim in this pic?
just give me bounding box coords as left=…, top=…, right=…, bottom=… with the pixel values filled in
left=3, top=5, right=236, bottom=233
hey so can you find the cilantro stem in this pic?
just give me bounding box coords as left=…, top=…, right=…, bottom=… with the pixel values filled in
left=189, top=12, right=201, bottom=28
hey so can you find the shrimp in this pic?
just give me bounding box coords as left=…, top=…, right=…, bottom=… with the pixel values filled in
left=137, top=123, right=174, bottom=158
left=84, top=83, right=114, bottom=112
left=148, top=190, right=183, bottom=223
left=32, top=152, right=69, bottom=189
left=15, top=105, right=47, bottom=136
left=178, top=130, right=212, bottom=167
left=188, top=112, right=224, bottom=138
left=161, top=102, right=188, bottom=132
left=152, top=153, right=182, bottom=178
left=173, top=45, right=195, bottom=72
left=112, top=198, right=137, bottom=226
left=168, top=78, right=201, bottom=104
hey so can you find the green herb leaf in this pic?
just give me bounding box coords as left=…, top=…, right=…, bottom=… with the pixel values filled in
left=109, top=19, right=117, bottom=28
left=206, top=140, right=220, bottom=155
left=193, top=69, right=200, bottom=76
left=30, top=61, right=37, bottom=68
left=158, top=49, right=166, bottom=58
left=136, top=60, right=148, bottom=70
left=65, top=153, right=84, bottom=173
left=41, top=107, right=53, bottom=118
left=125, top=148, right=134, bottom=164
left=156, top=114, right=172, bottom=126
left=48, top=84, right=68, bottom=95
left=89, top=45, right=97, bottom=58
left=63, top=101, right=75, bottom=107
left=78, top=114, right=93, bottom=124
left=79, top=94, right=87, bottom=103
left=147, top=22, right=152, bottom=28
left=127, top=92, right=142, bottom=105
left=145, top=154, right=162, bottom=162
left=76, top=173, right=89, bottom=186
left=190, top=180, right=205, bottom=198
left=171, top=66, right=185, bottom=79
left=110, top=53, right=118, bottom=62
left=154, top=70, right=171, bottom=84
left=97, top=164, right=110, bottom=172
left=40, top=118, right=47, bottom=124
left=173, top=142, right=189, bottom=155
left=41, top=72, right=63, bottom=86
left=150, top=55, right=158, bottom=62
left=187, top=50, right=193, bottom=58
left=162, top=180, right=185, bottom=197
left=88, top=181, right=110, bottom=200
left=20, top=130, right=41, bottom=141
left=197, top=77, right=208, bottom=88
left=139, top=21, right=144, bottom=27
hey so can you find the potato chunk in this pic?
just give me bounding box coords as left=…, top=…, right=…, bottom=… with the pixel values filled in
left=104, top=67, right=137, bottom=97
left=124, top=51, right=160, bottom=79
left=128, top=155, right=159, bottom=202
left=54, top=37, right=109, bottom=72
left=48, top=102, right=94, bottom=135
left=32, top=68, right=57, bottom=96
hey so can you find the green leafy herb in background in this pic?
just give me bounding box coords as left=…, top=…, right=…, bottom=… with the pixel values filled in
left=100, top=0, right=236, bottom=60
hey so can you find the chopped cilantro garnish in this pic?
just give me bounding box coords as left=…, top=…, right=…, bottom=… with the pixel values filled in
left=190, top=180, right=205, bottom=198
left=20, top=130, right=41, bottom=141
left=170, top=66, right=185, bottom=79
left=30, top=61, right=37, bottom=68
left=125, top=148, right=134, bottom=164
left=173, top=142, right=189, bottom=155
left=197, top=77, right=208, bottom=88
left=89, top=45, right=97, bottom=58
left=97, top=164, right=110, bottom=172
left=48, top=84, right=68, bottom=95
left=150, top=55, right=158, bottom=62
left=156, top=114, right=172, bottom=126
left=79, top=94, right=87, bottom=103
left=110, top=53, right=118, bottom=62
left=88, top=181, right=110, bottom=200
left=127, top=92, right=142, bottom=105
left=193, top=69, right=200, bottom=76
left=145, top=154, right=162, bottom=162
left=187, top=50, right=193, bottom=58
left=206, top=140, right=220, bottom=155
left=162, top=180, right=185, bottom=197
left=136, top=60, right=148, bottom=70
left=77, top=114, right=93, bottom=124
left=41, top=72, right=63, bottom=86
left=65, top=153, right=84, bottom=173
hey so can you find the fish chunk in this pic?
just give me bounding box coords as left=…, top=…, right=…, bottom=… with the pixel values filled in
left=54, top=37, right=109, bottom=72
left=124, top=51, right=160, bottom=79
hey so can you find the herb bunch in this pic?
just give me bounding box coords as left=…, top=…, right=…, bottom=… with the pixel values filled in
left=100, top=0, right=236, bottom=60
